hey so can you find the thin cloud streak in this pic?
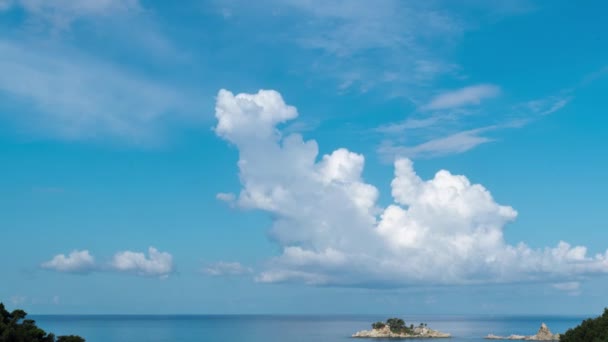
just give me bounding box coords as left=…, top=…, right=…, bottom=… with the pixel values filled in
left=378, top=126, right=496, bottom=161
left=202, top=262, right=253, bottom=276
left=423, top=84, right=501, bottom=110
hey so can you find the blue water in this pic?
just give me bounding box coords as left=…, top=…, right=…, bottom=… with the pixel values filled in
left=32, top=314, right=586, bottom=342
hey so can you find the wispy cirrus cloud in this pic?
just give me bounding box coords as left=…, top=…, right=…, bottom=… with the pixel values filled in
left=552, top=281, right=581, bottom=296
left=0, top=0, right=200, bottom=143
left=375, top=87, right=577, bottom=160
left=374, top=63, right=608, bottom=161
left=520, top=95, right=572, bottom=116
left=0, top=39, right=197, bottom=143
left=423, top=84, right=501, bottom=110
left=378, top=126, right=495, bottom=160
left=6, top=0, right=186, bottom=61
left=202, top=261, right=253, bottom=276
left=216, top=192, right=236, bottom=202
left=2, top=0, right=141, bottom=30
left=375, top=116, right=443, bottom=135
left=215, top=0, right=464, bottom=95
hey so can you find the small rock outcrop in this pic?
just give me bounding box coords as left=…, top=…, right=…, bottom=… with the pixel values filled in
left=485, top=323, right=560, bottom=341
left=534, top=323, right=558, bottom=340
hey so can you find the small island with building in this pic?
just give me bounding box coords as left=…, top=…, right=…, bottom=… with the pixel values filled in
left=352, top=318, right=451, bottom=339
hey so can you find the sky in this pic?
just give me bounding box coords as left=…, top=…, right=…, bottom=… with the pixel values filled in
left=1, top=0, right=608, bottom=315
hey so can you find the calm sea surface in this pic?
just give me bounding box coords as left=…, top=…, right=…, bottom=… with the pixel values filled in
left=32, top=314, right=586, bottom=342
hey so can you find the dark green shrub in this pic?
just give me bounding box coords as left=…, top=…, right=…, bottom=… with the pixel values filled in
left=386, top=318, right=409, bottom=334
left=560, top=308, right=608, bottom=342
left=57, top=336, right=85, bottom=342
left=0, top=302, right=85, bottom=342
left=371, top=321, right=386, bottom=330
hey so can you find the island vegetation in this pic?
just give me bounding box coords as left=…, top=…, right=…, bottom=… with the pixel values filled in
left=370, top=318, right=428, bottom=334
left=0, top=303, right=85, bottom=342
left=560, top=308, right=608, bottom=342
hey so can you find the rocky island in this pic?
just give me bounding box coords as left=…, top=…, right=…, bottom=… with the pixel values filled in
left=352, top=318, right=451, bottom=339
left=485, top=323, right=560, bottom=341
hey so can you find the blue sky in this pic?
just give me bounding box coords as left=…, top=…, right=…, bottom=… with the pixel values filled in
left=1, top=0, right=608, bottom=315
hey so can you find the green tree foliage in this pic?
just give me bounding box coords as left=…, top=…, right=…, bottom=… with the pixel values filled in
left=560, top=308, right=608, bottom=342
left=0, top=303, right=85, bottom=342
left=386, top=317, right=412, bottom=334
left=371, top=321, right=386, bottom=330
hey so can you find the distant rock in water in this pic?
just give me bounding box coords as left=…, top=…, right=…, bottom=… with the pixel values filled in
left=352, top=318, right=450, bottom=339
left=485, top=323, right=560, bottom=341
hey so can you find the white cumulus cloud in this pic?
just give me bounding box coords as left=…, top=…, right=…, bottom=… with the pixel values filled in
left=42, top=247, right=175, bottom=278
left=215, top=88, right=608, bottom=287
left=110, top=247, right=174, bottom=278
left=41, top=250, right=96, bottom=273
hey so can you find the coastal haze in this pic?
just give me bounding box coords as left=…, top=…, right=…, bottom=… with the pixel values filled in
left=1, top=0, right=608, bottom=341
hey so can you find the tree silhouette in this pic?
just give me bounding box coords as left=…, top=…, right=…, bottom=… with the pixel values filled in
left=560, top=308, right=608, bottom=342
left=0, top=303, right=85, bottom=342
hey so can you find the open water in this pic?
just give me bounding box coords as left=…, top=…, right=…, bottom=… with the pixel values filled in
left=32, top=314, right=587, bottom=342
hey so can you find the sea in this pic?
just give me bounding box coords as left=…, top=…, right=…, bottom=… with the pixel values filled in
left=31, top=314, right=586, bottom=342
